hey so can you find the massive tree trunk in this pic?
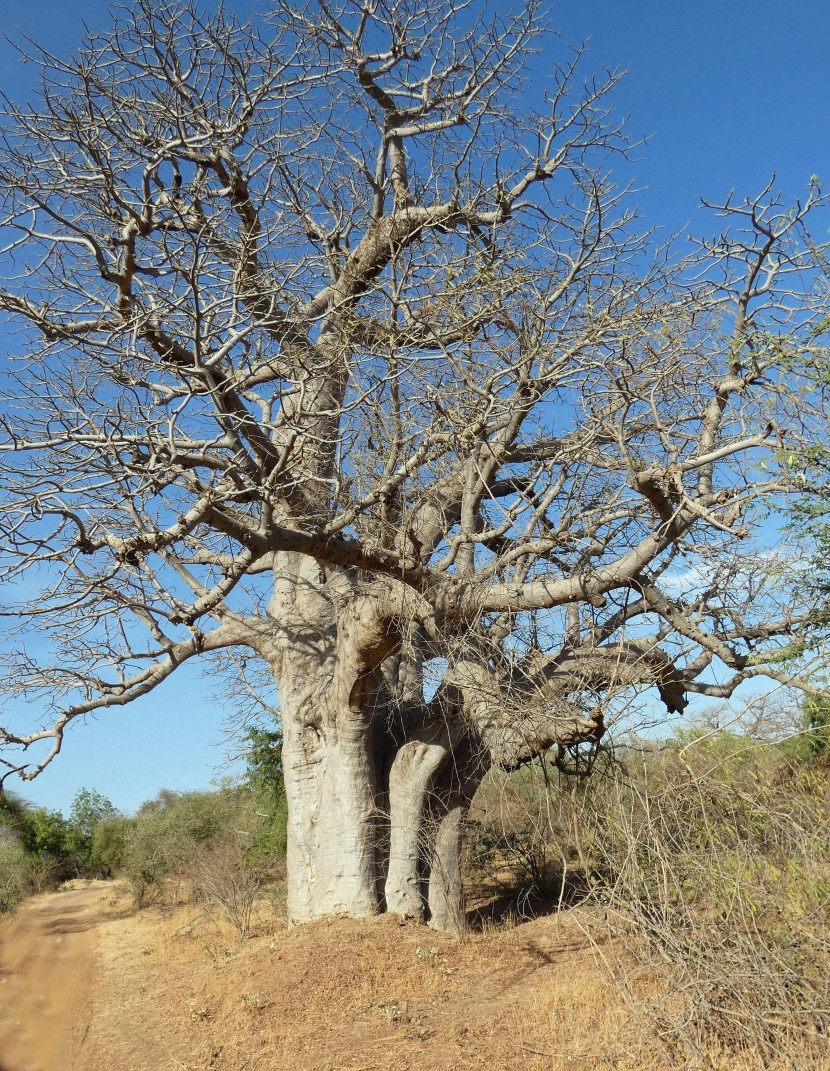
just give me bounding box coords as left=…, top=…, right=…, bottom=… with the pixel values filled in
left=282, top=701, right=381, bottom=924
left=266, top=558, right=619, bottom=933
left=267, top=553, right=385, bottom=924
left=280, top=676, right=483, bottom=931
left=266, top=554, right=489, bottom=932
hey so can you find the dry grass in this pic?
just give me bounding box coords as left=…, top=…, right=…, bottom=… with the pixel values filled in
left=77, top=883, right=635, bottom=1070
left=71, top=744, right=830, bottom=1071
left=464, top=747, right=830, bottom=1071
left=53, top=876, right=829, bottom=1071
left=66, top=885, right=670, bottom=1070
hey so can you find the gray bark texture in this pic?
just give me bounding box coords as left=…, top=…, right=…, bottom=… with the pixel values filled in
left=267, top=554, right=485, bottom=931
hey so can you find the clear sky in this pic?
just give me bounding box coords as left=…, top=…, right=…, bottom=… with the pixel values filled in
left=0, top=0, right=828, bottom=815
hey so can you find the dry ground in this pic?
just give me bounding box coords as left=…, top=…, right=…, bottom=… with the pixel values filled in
left=0, top=882, right=101, bottom=1071
left=1, top=881, right=826, bottom=1071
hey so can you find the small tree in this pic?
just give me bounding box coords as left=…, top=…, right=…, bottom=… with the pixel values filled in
left=801, top=694, right=830, bottom=760
left=64, top=788, right=120, bottom=869
left=190, top=835, right=265, bottom=937
left=91, top=815, right=134, bottom=876
left=0, top=1, right=827, bottom=931
left=14, top=805, right=72, bottom=887
left=244, top=725, right=288, bottom=861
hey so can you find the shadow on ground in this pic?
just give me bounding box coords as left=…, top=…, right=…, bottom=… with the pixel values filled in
left=466, top=867, right=591, bottom=931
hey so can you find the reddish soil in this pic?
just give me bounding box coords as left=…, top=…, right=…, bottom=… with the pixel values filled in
left=0, top=883, right=102, bottom=1071
left=4, top=881, right=821, bottom=1071
left=0, top=881, right=635, bottom=1071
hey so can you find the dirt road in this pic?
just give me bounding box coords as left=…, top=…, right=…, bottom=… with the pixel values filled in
left=0, top=883, right=102, bottom=1071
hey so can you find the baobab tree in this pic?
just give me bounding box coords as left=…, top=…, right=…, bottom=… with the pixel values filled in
left=0, top=0, right=826, bottom=932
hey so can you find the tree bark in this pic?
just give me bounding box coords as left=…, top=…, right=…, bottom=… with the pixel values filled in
left=426, top=800, right=467, bottom=934
left=384, top=736, right=448, bottom=921
left=425, top=741, right=484, bottom=935
left=282, top=707, right=381, bottom=924
left=267, top=553, right=384, bottom=924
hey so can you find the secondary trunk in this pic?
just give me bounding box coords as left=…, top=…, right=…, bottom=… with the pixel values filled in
left=383, top=728, right=483, bottom=934
left=425, top=740, right=484, bottom=935
left=426, top=800, right=466, bottom=934
left=384, top=736, right=449, bottom=921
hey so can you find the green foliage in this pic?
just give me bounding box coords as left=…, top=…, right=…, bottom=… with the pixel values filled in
left=801, top=694, right=830, bottom=759
left=90, top=816, right=133, bottom=875
left=69, top=788, right=120, bottom=841
left=0, top=834, right=31, bottom=913
left=0, top=795, right=71, bottom=890
left=243, top=725, right=288, bottom=861
left=248, top=789, right=288, bottom=863
left=17, top=806, right=70, bottom=859
left=0, top=767, right=287, bottom=915
left=0, top=790, right=27, bottom=826
left=244, top=725, right=284, bottom=794
left=122, top=783, right=269, bottom=906
left=0, top=785, right=123, bottom=904
left=62, top=788, right=121, bottom=872
left=124, top=789, right=227, bottom=905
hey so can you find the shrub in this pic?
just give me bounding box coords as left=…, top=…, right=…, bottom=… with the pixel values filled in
left=243, top=725, right=288, bottom=862
left=575, top=738, right=830, bottom=1069
left=122, top=784, right=268, bottom=907
left=0, top=833, right=31, bottom=913
left=189, top=835, right=265, bottom=937
left=466, top=732, right=830, bottom=1067
left=801, top=695, right=830, bottom=761
left=91, top=816, right=134, bottom=877
left=122, top=810, right=174, bottom=907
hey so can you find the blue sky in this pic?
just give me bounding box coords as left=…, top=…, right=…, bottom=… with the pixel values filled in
left=555, top=1, right=830, bottom=231
left=0, top=0, right=828, bottom=815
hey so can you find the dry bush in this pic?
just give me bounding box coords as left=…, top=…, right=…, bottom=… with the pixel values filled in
left=121, top=785, right=271, bottom=910
left=189, top=837, right=265, bottom=938
left=0, top=834, right=30, bottom=912
left=466, top=734, right=830, bottom=1068
left=574, top=738, right=830, bottom=1069
left=465, top=759, right=603, bottom=919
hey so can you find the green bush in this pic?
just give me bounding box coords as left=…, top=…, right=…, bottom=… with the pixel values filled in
left=16, top=806, right=70, bottom=858
left=0, top=834, right=31, bottom=914
left=801, top=695, right=830, bottom=760
left=91, top=816, right=134, bottom=876
left=122, top=784, right=268, bottom=906
left=243, top=725, right=288, bottom=862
